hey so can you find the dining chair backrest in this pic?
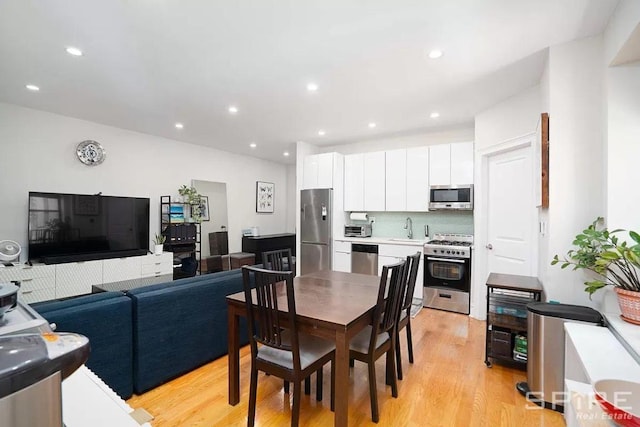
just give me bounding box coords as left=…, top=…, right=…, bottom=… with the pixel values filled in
left=241, top=266, right=302, bottom=372
left=262, top=248, right=294, bottom=273
left=369, top=259, right=407, bottom=354
left=401, top=252, right=422, bottom=313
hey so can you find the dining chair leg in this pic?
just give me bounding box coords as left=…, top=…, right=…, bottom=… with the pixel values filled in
left=388, top=339, right=398, bottom=398
left=330, top=359, right=335, bottom=412
left=304, top=377, right=311, bottom=395
left=292, top=381, right=302, bottom=427
left=248, top=366, right=259, bottom=427
left=316, top=367, right=323, bottom=401
left=284, top=380, right=290, bottom=394
left=368, top=361, right=379, bottom=423
left=396, top=329, right=403, bottom=381
left=349, top=358, right=354, bottom=367
left=406, top=319, right=414, bottom=363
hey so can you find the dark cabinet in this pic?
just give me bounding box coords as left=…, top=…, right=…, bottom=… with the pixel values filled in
left=242, top=233, right=296, bottom=265
left=485, top=273, right=543, bottom=369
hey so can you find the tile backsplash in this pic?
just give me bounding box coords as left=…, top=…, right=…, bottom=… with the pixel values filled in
left=350, top=211, right=473, bottom=239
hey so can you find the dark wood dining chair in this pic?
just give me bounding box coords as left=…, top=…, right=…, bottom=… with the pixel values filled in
left=395, top=251, right=421, bottom=380
left=262, top=248, right=295, bottom=274
left=349, top=259, right=408, bottom=423
left=262, top=248, right=317, bottom=396
left=241, top=266, right=335, bottom=427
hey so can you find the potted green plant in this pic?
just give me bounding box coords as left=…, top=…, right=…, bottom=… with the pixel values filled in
left=153, top=233, right=166, bottom=255
left=178, top=185, right=203, bottom=223
left=552, top=217, right=640, bottom=323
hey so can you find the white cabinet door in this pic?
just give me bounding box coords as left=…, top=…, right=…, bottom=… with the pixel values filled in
left=385, top=149, right=407, bottom=211
left=378, top=255, right=401, bottom=276
left=406, top=147, right=429, bottom=211
left=364, top=151, right=385, bottom=211
left=344, top=154, right=364, bottom=211
left=450, top=142, right=474, bottom=185
left=55, top=260, right=102, bottom=298
left=429, top=144, right=451, bottom=185
left=303, top=155, right=319, bottom=189
left=103, top=256, right=142, bottom=283
left=333, top=251, right=351, bottom=273
left=317, top=153, right=334, bottom=189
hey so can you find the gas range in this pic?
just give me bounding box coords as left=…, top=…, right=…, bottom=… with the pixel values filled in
left=423, top=233, right=473, bottom=258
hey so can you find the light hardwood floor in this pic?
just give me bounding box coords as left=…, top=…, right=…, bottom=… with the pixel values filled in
left=127, top=308, right=566, bottom=426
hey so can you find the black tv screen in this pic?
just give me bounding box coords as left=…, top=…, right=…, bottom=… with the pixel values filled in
left=28, top=192, right=150, bottom=264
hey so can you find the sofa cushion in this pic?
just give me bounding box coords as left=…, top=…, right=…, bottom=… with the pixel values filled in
left=128, top=269, right=249, bottom=393
left=31, top=292, right=133, bottom=399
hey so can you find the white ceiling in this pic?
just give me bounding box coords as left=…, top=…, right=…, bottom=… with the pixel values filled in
left=0, top=0, right=618, bottom=164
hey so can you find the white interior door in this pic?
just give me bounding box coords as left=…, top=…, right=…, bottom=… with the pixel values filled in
left=486, top=146, right=536, bottom=276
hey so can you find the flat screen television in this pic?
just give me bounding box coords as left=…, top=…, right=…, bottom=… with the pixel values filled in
left=28, top=192, right=150, bottom=264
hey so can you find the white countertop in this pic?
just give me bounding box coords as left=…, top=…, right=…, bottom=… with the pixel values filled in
left=335, top=236, right=427, bottom=246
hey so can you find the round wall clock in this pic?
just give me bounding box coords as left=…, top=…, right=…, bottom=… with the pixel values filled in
left=76, top=140, right=106, bottom=166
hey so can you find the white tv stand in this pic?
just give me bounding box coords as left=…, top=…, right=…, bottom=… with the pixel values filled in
left=564, top=314, right=640, bottom=425
left=0, top=252, right=173, bottom=303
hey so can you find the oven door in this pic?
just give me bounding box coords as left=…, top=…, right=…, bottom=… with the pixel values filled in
left=424, top=255, right=470, bottom=292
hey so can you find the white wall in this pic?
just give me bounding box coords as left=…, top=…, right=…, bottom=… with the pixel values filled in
left=543, top=36, right=606, bottom=307
left=474, top=84, right=542, bottom=151
left=285, top=164, right=297, bottom=233
left=0, top=102, right=289, bottom=258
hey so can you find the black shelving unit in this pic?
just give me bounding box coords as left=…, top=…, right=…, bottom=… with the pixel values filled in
left=485, top=273, right=543, bottom=369
left=160, top=195, right=201, bottom=278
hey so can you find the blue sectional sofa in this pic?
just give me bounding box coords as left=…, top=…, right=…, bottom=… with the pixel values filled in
left=31, top=291, right=134, bottom=399
left=31, top=268, right=250, bottom=398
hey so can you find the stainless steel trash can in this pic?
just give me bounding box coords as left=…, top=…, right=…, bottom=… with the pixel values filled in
left=516, top=302, right=602, bottom=412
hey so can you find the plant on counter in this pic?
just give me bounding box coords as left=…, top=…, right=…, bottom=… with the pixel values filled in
left=153, top=233, right=166, bottom=245
left=178, top=185, right=203, bottom=222
left=552, top=217, right=640, bottom=297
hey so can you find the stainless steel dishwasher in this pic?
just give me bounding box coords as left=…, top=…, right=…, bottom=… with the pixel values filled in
left=351, top=243, right=378, bottom=275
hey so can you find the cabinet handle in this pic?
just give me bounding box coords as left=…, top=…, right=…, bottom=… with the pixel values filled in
left=22, top=290, right=33, bottom=295
left=21, top=278, right=34, bottom=282
left=155, top=262, right=161, bottom=265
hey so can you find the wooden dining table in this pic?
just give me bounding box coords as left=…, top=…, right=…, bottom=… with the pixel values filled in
left=226, top=269, right=382, bottom=427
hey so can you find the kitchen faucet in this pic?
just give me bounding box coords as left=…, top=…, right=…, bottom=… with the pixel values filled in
left=404, top=217, right=413, bottom=239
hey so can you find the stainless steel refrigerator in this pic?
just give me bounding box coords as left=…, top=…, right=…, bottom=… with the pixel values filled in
left=300, top=188, right=332, bottom=275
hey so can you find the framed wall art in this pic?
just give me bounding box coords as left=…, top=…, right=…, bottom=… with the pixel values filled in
left=256, top=181, right=274, bottom=213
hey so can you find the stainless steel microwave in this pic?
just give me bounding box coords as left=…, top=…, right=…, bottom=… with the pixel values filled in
left=429, top=185, right=473, bottom=210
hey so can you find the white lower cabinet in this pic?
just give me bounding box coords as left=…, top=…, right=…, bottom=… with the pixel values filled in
left=333, top=240, right=351, bottom=273
left=377, top=244, right=424, bottom=300
left=56, top=260, right=103, bottom=299
left=0, top=253, right=174, bottom=303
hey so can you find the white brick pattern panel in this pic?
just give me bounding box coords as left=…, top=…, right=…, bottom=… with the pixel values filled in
left=103, top=256, right=142, bottom=283
left=56, top=260, right=102, bottom=299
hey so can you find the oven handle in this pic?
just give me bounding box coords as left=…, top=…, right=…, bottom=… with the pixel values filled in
left=426, top=256, right=466, bottom=264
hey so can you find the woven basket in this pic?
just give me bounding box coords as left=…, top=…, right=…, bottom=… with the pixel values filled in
left=615, top=287, right=640, bottom=323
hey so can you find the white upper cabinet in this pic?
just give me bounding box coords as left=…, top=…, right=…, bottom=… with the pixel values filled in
left=429, top=142, right=474, bottom=186
left=344, top=153, right=365, bottom=211
left=385, top=149, right=407, bottom=211
left=429, top=144, right=452, bottom=185
left=450, top=142, right=474, bottom=185
left=302, top=152, right=336, bottom=189
left=406, top=146, right=429, bottom=211
left=363, top=151, right=386, bottom=211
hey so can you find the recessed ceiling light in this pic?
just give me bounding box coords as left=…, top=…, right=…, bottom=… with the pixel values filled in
left=307, top=83, right=318, bottom=92
left=283, top=151, right=290, bottom=157
left=318, top=130, right=326, bottom=136
left=175, top=123, right=184, bottom=129
left=430, top=112, right=440, bottom=119
left=428, top=50, right=443, bottom=59
left=249, top=143, right=257, bottom=148
left=228, top=106, right=238, bottom=114
left=66, top=46, right=83, bottom=56
left=25, top=84, right=40, bottom=91
left=368, top=122, right=377, bottom=128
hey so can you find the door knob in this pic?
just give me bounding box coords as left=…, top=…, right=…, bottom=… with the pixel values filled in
left=486, top=244, right=493, bottom=250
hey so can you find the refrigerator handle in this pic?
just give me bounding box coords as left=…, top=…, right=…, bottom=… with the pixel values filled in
left=301, top=203, right=306, bottom=220
left=321, top=204, right=327, bottom=221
